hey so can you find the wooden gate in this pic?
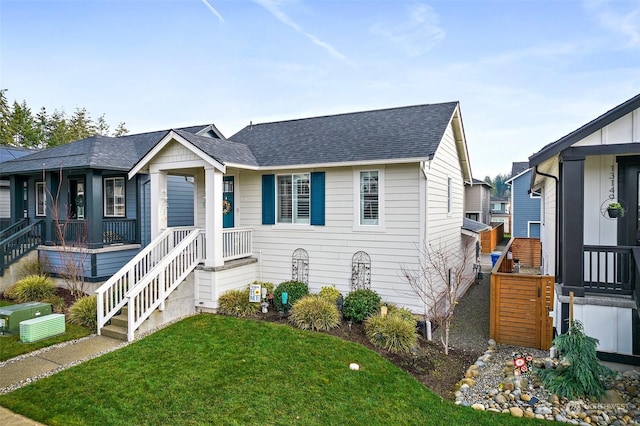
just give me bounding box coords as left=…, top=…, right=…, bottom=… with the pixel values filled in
left=490, top=272, right=555, bottom=350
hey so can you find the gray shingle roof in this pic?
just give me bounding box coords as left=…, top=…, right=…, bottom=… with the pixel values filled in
left=229, top=102, right=459, bottom=167
left=0, top=146, right=36, bottom=163
left=510, top=162, right=529, bottom=177
left=0, top=128, right=216, bottom=175
left=462, top=217, right=491, bottom=234
left=173, top=130, right=259, bottom=167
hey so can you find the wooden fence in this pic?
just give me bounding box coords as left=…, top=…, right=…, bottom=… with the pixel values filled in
left=510, top=238, right=542, bottom=268
left=490, top=238, right=554, bottom=350
left=480, top=223, right=504, bottom=253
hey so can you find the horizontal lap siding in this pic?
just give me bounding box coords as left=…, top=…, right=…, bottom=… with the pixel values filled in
left=237, top=165, right=423, bottom=312
left=96, top=248, right=141, bottom=277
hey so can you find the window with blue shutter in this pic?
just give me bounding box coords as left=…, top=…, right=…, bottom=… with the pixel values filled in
left=310, top=172, right=325, bottom=226
left=262, top=174, right=275, bottom=225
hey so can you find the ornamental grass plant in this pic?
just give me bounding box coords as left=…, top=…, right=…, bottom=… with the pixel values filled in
left=67, top=295, right=98, bottom=332
left=217, top=287, right=260, bottom=317
left=288, top=294, right=341, bottom=331
left=364, top=311, right=418, bottom=354
left=3, top=274, right=56, bottom=303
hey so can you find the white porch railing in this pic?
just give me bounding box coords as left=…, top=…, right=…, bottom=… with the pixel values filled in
left=223, top=227, right=252, bottom=261
left=96, top=227, right=196, bottom=335
left=125, top=228, right=204, bottom=341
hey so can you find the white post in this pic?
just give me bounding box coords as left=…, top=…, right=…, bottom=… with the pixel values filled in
left=204, top=167, right=224, bottom=267
left=150, top=170, right=168, bottom=240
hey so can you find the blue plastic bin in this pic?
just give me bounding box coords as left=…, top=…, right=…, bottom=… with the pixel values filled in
left=490, top=252, right=501, bottom=267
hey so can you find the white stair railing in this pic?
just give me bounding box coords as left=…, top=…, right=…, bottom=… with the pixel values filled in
left=125, top=228, right=204, bottom=341
left=96, top=227, right=196, bottom=335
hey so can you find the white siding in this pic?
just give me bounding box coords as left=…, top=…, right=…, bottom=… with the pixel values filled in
left=574, top=108, right=640, bottom=147
left=583, top=155, right=617, bottom=246
left=195, top=262, right=259, bottom=309
left=236, top=164, right=425, bottom=312
left=539, top=160, right=558, bottom=276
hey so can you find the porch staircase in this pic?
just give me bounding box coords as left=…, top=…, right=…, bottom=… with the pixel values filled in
left=0, top=219, right=44, bottom=277
left=96, top=227, right=205, bottom=341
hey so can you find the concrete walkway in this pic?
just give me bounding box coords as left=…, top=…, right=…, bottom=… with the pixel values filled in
left=0, top=335, right=124, bottom=425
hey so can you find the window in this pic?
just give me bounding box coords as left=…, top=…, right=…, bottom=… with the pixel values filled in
left=36, top=182, right=46, bottom=216
left=277, top=174, right=309, bottom=224
left=360, top=171, right=379, bottom=225
left=104, top=177, right=125, bottom=217
left=466, top=213, right=479, bottom=221
left=530, top=190, right=541, bottom=199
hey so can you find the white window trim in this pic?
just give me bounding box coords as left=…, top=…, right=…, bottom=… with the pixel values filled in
left=353, top=168, right=385, bottom=231
left=36, top=182, right=46, bottom=217
left=530, top=190, right=541, bottom=199
left=104, top=176, right=126, bottom=218
left=276, top=173, right=310, bottom=225
left=527, top=221, right=541, bottom=238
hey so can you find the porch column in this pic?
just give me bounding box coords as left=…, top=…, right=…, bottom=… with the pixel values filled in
left=85, top=169, right=103, bottom=249
left=150, top=170, right=168, bottom=239
left=560, top=157, right=585, bottom=297
left=204, top=166, right=223, bottom=267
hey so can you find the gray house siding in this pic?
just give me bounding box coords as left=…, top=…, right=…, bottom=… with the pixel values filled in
left=167, top=176, right=194, bottom=227
left=511, top=169, right=541, bottom=238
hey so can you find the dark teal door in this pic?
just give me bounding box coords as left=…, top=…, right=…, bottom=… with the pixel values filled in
left=223, top=176, right=234, bottom=229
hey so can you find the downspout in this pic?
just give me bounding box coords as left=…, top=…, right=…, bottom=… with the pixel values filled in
left=534, top=165, right=559, bottom=278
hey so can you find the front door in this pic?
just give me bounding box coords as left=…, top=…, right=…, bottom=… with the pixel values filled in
left=69, top=178, right=85, bottom=220
left=223, top=176, right=234, bottom=229
left=617, top=157, right=640, bottom=246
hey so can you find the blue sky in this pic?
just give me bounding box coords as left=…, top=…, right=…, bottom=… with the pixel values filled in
left=1, top=0, right=639, bottom=178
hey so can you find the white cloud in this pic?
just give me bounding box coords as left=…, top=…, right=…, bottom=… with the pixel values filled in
left=371, top=3, right=445, bottom=57
left=584, top=0, right=640, bottom=48
left=252, top=0, right=351, bottom=64
left=200, top=0, right=224, bottom=23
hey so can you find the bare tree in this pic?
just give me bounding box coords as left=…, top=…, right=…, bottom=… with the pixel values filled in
left=402, top=239, right=476, bottom=355
left=44, top=167, right=89, bottom=298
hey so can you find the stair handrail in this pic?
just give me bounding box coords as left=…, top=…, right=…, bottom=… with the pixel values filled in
left=96, top=227, right=195, bottom=334
left=0, top=218, right=29, bottom=241
left=0, top=220, right=44, bottom=277
left=124, top=228, right=204, bottom=341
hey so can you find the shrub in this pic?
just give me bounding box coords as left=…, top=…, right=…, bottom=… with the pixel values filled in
left=364, top=312, right=418, bottom=354
left=3, top=275, right=56, bottom=303
left=342, top=289, right=381, bottom=323
left=318, top=285, right=342, bottom=304
left=17, top=257, right=47, bottom=279
left=42, top=295, right=66, bottom=313
left=385, top=304, right=416, bottom=322
left=273, top=281, right=308, bottom=311
left=217, top=288, right=260, bottom=317
left=68, top=295, right=97, bottom=332
left=288, top=295, right=341, bottom=331
left=536, top=320, right=616, bottom=399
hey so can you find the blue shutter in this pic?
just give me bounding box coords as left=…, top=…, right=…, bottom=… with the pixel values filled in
left=262, top=175, right=275, bottom=225
left=310, top=172, right=325, bottom=226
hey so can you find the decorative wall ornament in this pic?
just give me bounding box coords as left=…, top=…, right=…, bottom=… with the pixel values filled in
left=292, top=248, right=309, bottom=284
left=351, top=251, right=371, bottom=290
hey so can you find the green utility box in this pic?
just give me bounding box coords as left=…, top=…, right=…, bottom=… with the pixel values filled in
left=0, top=302, right=53, bottom=335
left=20, top=314, right=66, bottom=343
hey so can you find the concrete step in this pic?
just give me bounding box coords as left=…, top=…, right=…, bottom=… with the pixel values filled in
left=110, top=314, right=127, bottom=328
left=100, top=324, right=128, bottom=341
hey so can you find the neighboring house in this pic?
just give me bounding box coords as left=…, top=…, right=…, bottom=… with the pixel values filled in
left=0, top=125, right=222, bottom=283
left=506, top=162, right=541, bottom=238
left=464, top=178, right=492, bottom=225
left=0, top=146, right=36, bottom=224
left=490, top=196, right=510, bottom=233
left=529, top=92, right=640, bottom=363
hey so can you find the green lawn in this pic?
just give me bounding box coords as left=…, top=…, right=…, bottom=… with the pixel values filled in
left=0, top=315, right=545, bottom=425
left=0, top=300, right=91, bottom=361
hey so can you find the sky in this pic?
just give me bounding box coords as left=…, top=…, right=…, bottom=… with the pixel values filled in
left=1, top=0, right=639, bottom=179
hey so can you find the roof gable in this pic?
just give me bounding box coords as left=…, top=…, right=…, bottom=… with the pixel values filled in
left=230, top=102, right=460, bottom=167
left=530, top=93, right=640, bottom=166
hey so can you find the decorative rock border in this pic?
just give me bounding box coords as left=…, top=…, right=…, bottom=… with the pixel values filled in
left=455, top=339, right=640, bottom=425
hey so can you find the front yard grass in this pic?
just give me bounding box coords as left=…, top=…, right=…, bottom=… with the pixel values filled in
left=0, top=314, right=545, bottom=426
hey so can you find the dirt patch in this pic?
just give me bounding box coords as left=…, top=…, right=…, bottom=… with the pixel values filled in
left=260, top=311, right=480, bottom=400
